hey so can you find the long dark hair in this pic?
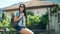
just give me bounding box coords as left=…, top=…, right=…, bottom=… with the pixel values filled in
left=19, top=4, right=27, bottom=18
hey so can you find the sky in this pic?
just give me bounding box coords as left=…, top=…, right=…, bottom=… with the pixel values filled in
left=0, top=0, right=31, bottom=9
left=46, top=0, right=60, bottom=3
left=0, top=0, right=60, bottom=9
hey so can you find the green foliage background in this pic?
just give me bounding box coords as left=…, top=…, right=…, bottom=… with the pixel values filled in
left=26, top=11, right=48, bottom=29
left=0, top=12, right=16, bottom=31
left=0, top=11, right=49, bottom=30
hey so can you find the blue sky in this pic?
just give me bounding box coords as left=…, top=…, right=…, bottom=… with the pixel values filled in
left=46, top=0, right=60, bottom=3
left=0, top=0, right=31, bottom=9
left=0, top=0, right=60, bottom=9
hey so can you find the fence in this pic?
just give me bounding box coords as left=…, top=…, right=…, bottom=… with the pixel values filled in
left=0, top=29, right=57, bottom=34
left=0, top=31, right=19, bottom=34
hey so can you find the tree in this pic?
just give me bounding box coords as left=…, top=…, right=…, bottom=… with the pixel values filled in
left=58, top=4, right=60, bottom=11
left=26, top=14, right=41, bottom=29
left=26, top=11, right=34, bottom=16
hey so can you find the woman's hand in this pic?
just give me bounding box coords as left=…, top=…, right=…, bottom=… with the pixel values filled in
left=14, top=13, right=24, bottom=23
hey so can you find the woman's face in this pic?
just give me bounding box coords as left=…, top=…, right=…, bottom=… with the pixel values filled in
left=20, top=5, right=24, bottom=12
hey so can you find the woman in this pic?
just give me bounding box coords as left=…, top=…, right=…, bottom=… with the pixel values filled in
left=14, top=4, right=34, bottom=34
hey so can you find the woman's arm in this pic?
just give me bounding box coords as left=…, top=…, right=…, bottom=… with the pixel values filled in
left=14, top=13, right=24, bottom=23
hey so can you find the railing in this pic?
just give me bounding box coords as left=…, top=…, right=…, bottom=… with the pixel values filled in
left=0, top=29, right=57, bottom=34
left=0, top=27, right=20, bottom=34
left=0, top=31, right=20, bottom=34
left=32, top=29, right=55, bottom=34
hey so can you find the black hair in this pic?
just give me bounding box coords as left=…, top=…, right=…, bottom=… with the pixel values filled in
left=19, top=4, right=27, bottom=18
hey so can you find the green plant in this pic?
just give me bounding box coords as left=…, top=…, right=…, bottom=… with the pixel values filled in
left=26, top=11, right=34, bottom=16
left=50, top=7, right=57, bottom=14
left=26, top=11, right=48, bottom=29
left=0, top=12, right=11, bottom=27
left=26, top=14, right=41, bottom=29
left=40, top=13, right=48, bottom=25
left=0, top=12, right=16, bottom=31
left=58, top=4, right=60, bottom=10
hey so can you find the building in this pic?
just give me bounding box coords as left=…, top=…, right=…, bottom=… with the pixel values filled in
left=3, top=0, right=55, bottom=17
left=3, top=0, right=59, bottom=32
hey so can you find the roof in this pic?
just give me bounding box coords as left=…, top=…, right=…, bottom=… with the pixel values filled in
left=3, top=0, right=55, bottom=11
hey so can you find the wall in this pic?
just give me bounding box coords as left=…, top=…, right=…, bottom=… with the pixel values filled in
left=26, top=8, right=47, bottom=17
left=4, top=10, right=18, bottom=18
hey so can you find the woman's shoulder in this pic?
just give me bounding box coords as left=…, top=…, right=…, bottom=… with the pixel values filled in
left=16, top=11, right=20, bottom=14
left=16, top=11, right=19, bottom=13
left=13, top=11, right=19, bottom=16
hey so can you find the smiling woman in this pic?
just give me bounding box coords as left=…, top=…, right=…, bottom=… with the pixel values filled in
left=0, top=0, right=31, bottom=8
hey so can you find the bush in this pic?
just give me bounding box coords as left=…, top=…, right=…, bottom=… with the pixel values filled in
left=0, top=12, right=11, bottom=27
left=26, top=13, right=41, bottom=29
left=26, top=11, right=48, bottom=29
left=35, top=13, right=48, bottom=29
left=0, top=12, right=16, bottom=31
left=40, top=13, right=48, bottom=25
left=58, top=4, right=60, bottom=10
left=26, top=11, right=34, bottom=16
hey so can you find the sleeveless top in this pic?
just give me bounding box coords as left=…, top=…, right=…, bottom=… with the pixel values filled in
left=14, top=11, right=26, bottom=27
